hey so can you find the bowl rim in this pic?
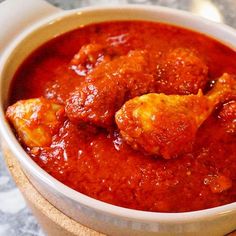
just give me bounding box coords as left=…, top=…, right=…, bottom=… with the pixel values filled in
left=0, top=4, right=236, bottom=223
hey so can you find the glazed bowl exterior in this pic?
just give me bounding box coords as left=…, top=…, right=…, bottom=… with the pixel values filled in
left=0, top=0, right=235, bottom=235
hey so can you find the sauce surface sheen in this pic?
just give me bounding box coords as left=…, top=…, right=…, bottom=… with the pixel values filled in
left=9, top=21, right=236, bottom=212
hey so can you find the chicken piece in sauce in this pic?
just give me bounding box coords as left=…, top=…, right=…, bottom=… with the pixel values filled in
left=156, top=48, right=209, bottom=95
left=115, top=73, right=236, bottom=159
left=6, top=98, right=65, bottom=148
left=218, top=100, right=236, bottom=134
left=66, top=50, right=155, bottom=128
left=70, top=43, right=112, bottom=76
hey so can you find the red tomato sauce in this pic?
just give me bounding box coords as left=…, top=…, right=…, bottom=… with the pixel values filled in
left=9, top=21, right=236, bottom=212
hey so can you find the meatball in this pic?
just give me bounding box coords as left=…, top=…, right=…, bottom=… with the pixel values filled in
left=65, top=50, right=155, bottom=128
left=156, top=48, right=209, bottom=95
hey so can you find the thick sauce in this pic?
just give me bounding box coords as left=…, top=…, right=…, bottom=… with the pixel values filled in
left=9, top=21, right=236, bottom=212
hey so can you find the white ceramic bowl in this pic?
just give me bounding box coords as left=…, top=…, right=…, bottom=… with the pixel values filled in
left=0, top=0, right=235, bottom=235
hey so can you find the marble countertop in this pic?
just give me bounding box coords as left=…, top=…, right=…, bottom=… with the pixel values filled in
left=0, top=0, right=235, bottom=235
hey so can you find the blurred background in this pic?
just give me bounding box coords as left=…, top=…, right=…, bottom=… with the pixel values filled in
left=0, top=0, right=235, bottom=235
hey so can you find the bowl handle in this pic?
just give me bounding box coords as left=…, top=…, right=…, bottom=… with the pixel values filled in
left=0, top=0, right=62, bottom=55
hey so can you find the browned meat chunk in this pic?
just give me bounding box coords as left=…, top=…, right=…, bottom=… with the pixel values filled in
left=70, top=43, right=112, bottom=76
left=66, top=50, right=155, bottom=128
left=6, top=98, right=65, bottom=147
left=115, top=74, right=236, bottom=159
left=156, top=48, right=208, bottom=95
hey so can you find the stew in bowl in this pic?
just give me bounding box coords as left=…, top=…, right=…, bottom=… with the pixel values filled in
left=6, top=20, right=236, bottom=213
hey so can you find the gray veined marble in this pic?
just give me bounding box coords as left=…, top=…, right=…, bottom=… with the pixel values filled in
left=0, top=0, right=236, bottom=235
left=0, top=155, right=44, bottom=236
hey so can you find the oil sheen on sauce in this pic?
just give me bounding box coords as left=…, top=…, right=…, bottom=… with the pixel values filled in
left=9, top=21, right=236, bottom=212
